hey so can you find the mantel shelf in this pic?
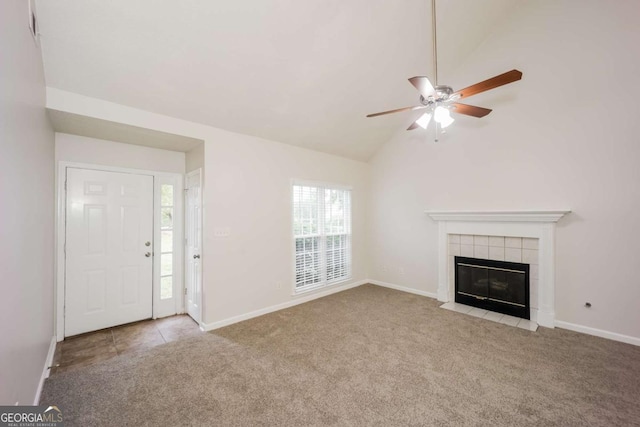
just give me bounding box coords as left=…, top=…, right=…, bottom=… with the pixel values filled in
left=425, top=210, right=571, bottom=223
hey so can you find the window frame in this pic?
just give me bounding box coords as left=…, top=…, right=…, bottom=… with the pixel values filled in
left=291, top=180, right=352, bottom=294
left=153, top=174, right=184, bottom=318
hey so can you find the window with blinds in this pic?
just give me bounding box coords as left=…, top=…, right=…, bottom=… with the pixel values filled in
left=293, top=182, right=352, bottom=291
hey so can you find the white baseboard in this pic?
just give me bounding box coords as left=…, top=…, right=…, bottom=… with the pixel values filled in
left=536, top=309, right=555, bottom=329
left=34, top=336, right=57, bottom=405
left=202, top=279, right=368, bottom=331
left=555, top=320, right=640, bottom=347
left=202, top=279, right=639, bottom=348
left=368, top=280, right=438, bottom=299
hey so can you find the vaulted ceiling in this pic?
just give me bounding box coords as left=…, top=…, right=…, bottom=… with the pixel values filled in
left=36, top=0, right=519, bottom=161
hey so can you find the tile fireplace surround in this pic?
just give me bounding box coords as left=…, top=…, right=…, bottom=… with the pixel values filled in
left=426, top=210, right=571, bottom=328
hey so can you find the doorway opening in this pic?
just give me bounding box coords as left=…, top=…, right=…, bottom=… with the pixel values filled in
left=57, top=163, right=184, bottom=339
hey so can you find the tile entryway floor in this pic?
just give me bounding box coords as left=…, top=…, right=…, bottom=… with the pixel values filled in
left=50, top=315, right=202, bottom=375
left=440, top=301, right=538, bottom=331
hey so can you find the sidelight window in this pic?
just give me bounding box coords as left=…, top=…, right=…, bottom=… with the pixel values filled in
left=160, top=184, right=174, bottom=299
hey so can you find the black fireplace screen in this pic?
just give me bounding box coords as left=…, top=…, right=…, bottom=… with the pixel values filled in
left=455, top=256, right=530, bottom=319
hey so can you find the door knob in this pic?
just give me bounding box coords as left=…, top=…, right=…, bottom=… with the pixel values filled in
left=193, top=254, right=200, bottom=259
left=145, top=252, right=151, bottom=257
left=145, top=241, right=151, bottom=247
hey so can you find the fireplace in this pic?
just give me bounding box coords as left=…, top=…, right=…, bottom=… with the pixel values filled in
left=426, top=210, right=571, bottom=327
left=455, top=256, right=530, bottom=319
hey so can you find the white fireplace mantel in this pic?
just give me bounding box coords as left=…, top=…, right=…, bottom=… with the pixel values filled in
left=426, top=210, right=571, bottom=328
left=426, top=210, right=570, bottom=223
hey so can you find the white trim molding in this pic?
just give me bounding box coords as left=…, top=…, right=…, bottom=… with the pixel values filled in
left=426, top=210, right=571, bottom=223
left=427, top=209, right=571, bottom=328
left=201, top=280, right=368, bottom=331
left=368, top=280, right=438, bottom=299
left=555, top=320, right=640, bottom=347
left=34, top=336, right=57, bottom=405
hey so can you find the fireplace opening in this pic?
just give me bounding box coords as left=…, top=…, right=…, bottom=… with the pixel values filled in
left=454, top=256, right=530, bottom=319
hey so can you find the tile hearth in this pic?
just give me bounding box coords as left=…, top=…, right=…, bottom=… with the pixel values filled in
left=440, top=301, right=538, bottom=331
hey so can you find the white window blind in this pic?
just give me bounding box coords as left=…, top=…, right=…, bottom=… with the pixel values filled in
left=293, top=183, right=352, bottom=291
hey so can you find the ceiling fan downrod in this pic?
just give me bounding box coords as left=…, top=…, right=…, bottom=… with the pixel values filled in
left=365, top=0, right=523, bottom=136
left=432, top=0, right=438, bottom=86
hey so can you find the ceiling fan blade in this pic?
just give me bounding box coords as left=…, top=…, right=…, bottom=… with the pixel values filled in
left=407, top=121, right=421, bottom=131
left=408, top=76, right=435, bottom=98
left=453, top=69, right=522, bottom=99
left=366, top=105, right=426, bottom=118
left=407, top=112, right=432, bottom=131
left=453, top=103, right=492, bottom=118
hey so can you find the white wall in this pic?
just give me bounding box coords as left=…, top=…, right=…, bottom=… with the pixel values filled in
left=39, top=1, right=640, bottom=344
left=369, top=0, right=640, bottom=340
left=55, top=133, right=185, bottom=174
left=203, top=134, right=370, bottom=325
left=185, top=143, right=204, bottom=174
left=45, top=89, right=370, bottom=329
left=0, top=1, right=55, bottom=405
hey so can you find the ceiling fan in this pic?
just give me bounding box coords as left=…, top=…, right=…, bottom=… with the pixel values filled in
left=366, top=0, right=522, bottom=135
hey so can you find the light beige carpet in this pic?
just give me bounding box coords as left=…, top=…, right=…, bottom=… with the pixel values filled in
left=41, top=284, right=640, bottom=426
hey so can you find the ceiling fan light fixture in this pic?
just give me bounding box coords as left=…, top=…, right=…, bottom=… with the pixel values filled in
left=434, top=106, right=454, bottom=128
left=416, top=112, right=432, bottom=129
left=365, top=0, right=522, bottom=136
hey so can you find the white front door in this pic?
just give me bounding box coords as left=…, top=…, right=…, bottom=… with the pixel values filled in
left=185, top=169, right=202, bottom=323
left=65, top=168, right=154, bottom=336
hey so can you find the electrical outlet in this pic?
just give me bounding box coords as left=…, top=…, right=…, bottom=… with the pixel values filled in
left=381, top=265, right=388, bottom=273
left=399, top=267, right=405, bottom=275
left=276, top=282, right=283, bottom=289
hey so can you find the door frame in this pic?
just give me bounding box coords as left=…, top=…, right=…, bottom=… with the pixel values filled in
left=55, top=161, right=184, bottom=341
